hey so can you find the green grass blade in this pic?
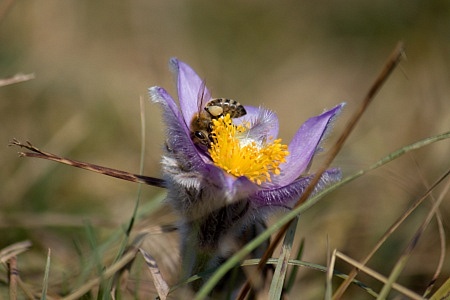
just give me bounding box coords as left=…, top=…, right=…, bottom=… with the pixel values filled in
left=242, top=258, right=378, bottom=297
left=269, top=217, right=298, bottom=299
left=284, top=238, right=304, bottom=293
left=430, top=276, right=450, bottom=300
left=40, top=248, right=51, bottom=300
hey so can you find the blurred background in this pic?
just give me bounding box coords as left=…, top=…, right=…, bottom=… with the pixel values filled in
left=1, top=1, right=449, bottom=298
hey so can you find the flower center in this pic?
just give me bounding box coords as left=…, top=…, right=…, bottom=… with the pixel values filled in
left=208, top=114, right=289, bottom=185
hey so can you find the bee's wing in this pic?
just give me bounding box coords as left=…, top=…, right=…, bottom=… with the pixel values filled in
left=197, top=80, right=211, bottom=112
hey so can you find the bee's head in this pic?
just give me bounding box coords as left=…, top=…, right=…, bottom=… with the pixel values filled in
left=191, top=130, right=210, bottom=147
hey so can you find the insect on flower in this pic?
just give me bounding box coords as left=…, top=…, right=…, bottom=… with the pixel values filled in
left=190, top=94, right=247, bottom=147
left=149, top=58, right=344, bottom=296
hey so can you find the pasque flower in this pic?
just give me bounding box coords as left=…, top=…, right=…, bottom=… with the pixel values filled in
left=149, top=58, right=344, bottom=293
left=150, top=58, right=343, bottom=213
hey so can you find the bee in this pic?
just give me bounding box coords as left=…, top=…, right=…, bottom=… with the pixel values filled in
left=191, top=98, right=247, bottom=147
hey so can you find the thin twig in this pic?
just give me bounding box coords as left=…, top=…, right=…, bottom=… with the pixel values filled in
left=0, top=73, right=35, bottom=87
left=412, top=158, right=447, bottom=298
left=0, top=241, right=32, bottom=263
left=61, top=233, right=147, bottom=300
left=378, top=171, right=450, bottom=299
left=139, top=248, right=170, bottom=300
left=8, top=256, right=18, bottom=300
left=335, top=251, right=423, bottom=300
left=333, top=168, right=450, bottom=299
left=9, top=138, right=166, bottom=188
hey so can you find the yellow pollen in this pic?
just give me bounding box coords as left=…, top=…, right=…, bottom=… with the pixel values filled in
left=208, top=114, right=289, bottom=185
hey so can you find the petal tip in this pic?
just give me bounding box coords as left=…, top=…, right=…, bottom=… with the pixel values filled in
left=169, top=57, right=179, bottom=73
left=332, top=102, right=346, bottom=114
left=148, top=86, right=164, bottom=103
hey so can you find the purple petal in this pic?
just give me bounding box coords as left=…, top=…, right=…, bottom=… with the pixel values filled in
left=273, top=103, right=344, bottom=186
left=249, top=168, right=341, bottom=207
left=232, top=106, right=258, bottom=126
left=169, top=58, right=211, bottom=127
left=240, top=106, right=260, bottom=119
left=234, top=106, right=279, bottom=141
left=149, top=86, right=187, bottom=132
left=201, top=164, right=260, bottom=204
left=149, top=86, right=207, bottom=170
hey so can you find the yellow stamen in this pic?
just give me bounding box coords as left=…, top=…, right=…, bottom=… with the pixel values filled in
left=209, top=114, right=289, bottom=185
